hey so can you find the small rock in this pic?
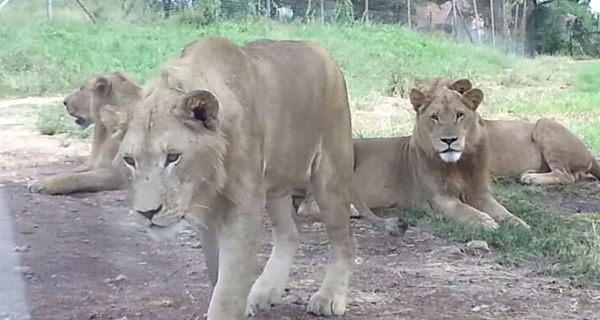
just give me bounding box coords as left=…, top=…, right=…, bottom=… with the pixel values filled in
left=13, top=266, right=31, bottom=274
left=105, top=274, right=127, bottom=285
left=151, top=298, right=174, bottom=307
left=464, top=240, right=490, bottom=256
left=189, top=241, right=202, bottom=249
left=13, top=245, right=31, bottom=253
left=471, top=304, right=489, bottom=312
left=281, top=294, right=304, bottom=305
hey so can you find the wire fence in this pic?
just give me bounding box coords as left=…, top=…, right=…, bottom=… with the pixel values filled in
left=1, top=0, right=598, bottom=57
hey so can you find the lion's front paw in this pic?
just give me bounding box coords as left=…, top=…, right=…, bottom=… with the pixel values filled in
left=246, top=279, right=285, bottom=315
left=473, top=215, right=499, bottom=231
left=27, top=180, right=49, bottom=194
left=307, top=290, right=347, bottom=316
left=502, top=215, right=530, bottom=229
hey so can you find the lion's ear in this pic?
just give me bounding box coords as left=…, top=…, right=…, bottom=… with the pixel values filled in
left=409, top=88, right=427, bottom=112
left=462, top=88, right=484, bottom=110
left=179, top=90, right=219, bottom=131
left=94, top=77, right=112, bottom=96
left=99, top=105, right=128, bottom=138
left=450, top=79, right=472, bottom=94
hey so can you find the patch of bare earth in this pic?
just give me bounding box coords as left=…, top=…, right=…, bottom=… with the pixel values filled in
left=1, top=99, right=599, bottom=320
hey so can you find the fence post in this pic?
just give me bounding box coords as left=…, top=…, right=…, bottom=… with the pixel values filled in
left=407, top=0, right=411, bottom=27
left=473, top=0, right=482, bottom=44
left=320, top=0, right=324, bottom=24
left=490, top=0, right=496, bottom=49
left=47, top=0, right=53, bottom=19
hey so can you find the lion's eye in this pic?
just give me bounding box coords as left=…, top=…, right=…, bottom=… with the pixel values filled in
left=456, top=112, right=464, bottom=120
left=123, top=156, right=136, bottom=167
left=430, top=114, right=439, bottom=122
left=165, top=153, right=181, bottom=166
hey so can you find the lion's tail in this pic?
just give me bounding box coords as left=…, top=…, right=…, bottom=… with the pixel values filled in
left=590, top=158, right=600, bottom=180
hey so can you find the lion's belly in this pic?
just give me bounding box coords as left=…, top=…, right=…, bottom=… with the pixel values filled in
left=352, top=137, right=414, bottom=209
left=485, top=120, right=545, bottom=175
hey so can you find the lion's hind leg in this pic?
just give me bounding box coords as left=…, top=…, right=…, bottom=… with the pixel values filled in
left=246, top=194, right=299, bottom=314
left=307, top=156, right=356, bottom=317
left=522, top=118, right=594, bottom=185
left=520, top=170, right=576, bottom=185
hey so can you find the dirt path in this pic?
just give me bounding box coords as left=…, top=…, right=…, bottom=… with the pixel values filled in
left=1, top=102, right=599, bottom=320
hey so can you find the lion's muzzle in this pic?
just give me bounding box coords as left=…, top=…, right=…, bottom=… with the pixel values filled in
left=438, top=136, right=462, bottom=163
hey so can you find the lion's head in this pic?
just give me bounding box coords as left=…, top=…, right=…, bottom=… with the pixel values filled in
left=409, top=78, right=485, bottom=163
left=63, top=72, right=141, bottom=130
left=114, top=71, right=230, bottom=238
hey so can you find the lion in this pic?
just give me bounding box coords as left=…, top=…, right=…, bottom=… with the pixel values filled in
left=27, top=72, right=141, bottom=195
left=415, top=78, right=600, bottom=185
left=106, top=36, right=356, bottom=320
left=299, top=79, right=530, bottom=231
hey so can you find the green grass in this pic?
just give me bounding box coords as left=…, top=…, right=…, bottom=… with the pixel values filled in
left=36, top=104, right=90, bottom=138
left=400, top=178, right=600, bottom=286
left=0, top=19, right=512, bottom=100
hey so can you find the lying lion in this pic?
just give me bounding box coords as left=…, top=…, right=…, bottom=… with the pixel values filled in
left=106, top=36, right=356, bottom=319
left=300, top=79, right=529, bottom=231
left=27, top=72, right=141, bottom=195
left=414, top=78, right=600, bottom=185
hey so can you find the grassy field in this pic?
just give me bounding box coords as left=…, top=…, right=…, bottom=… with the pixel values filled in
left=1, top=5, right=600, bottom=286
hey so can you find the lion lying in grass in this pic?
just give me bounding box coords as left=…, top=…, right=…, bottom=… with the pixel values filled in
left=108, top=36, right=356, bottom=319
left=300, top=79, right=529, bottom=231
left=27, top=72, right=141, bottom=195
left=413, top=78, right=600, bottom=186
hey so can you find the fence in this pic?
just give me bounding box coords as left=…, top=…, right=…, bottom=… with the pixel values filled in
left=1, top=0, right=598, bottom=57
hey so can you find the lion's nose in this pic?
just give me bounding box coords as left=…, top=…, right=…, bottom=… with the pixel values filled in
left=440, top=137, right=458, bottom=146
left=137, top=205, right=163, bottom=220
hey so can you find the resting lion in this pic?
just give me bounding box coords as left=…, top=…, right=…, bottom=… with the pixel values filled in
left=299, top=79, right=529, bottom=231
left=414, top=78, right=600, bottom=185
left=27, top=72, right=141, bottom=195
left=107, top=37, right=356, bottom=319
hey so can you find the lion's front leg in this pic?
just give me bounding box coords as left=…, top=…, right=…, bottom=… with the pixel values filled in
left=207, top=211, right=261, bottom=320
left=430, top=194, right=499, bottom=230
left=470, top=195, right=530, bottom=229
left=27, top=168, right=126, bottom=195
left=246, top=194, right=299, bottom=314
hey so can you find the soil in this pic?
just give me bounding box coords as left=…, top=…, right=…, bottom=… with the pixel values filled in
left=1, top=100, right=599, bottom=320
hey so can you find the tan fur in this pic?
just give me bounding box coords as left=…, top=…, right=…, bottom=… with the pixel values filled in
left=27, top=72, right=141, bottom=195
left=112, top=37, right=355, bottom=320
left=417, top=78, right=600, bottom=185
left=299, top=79, right=529, bottom=231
